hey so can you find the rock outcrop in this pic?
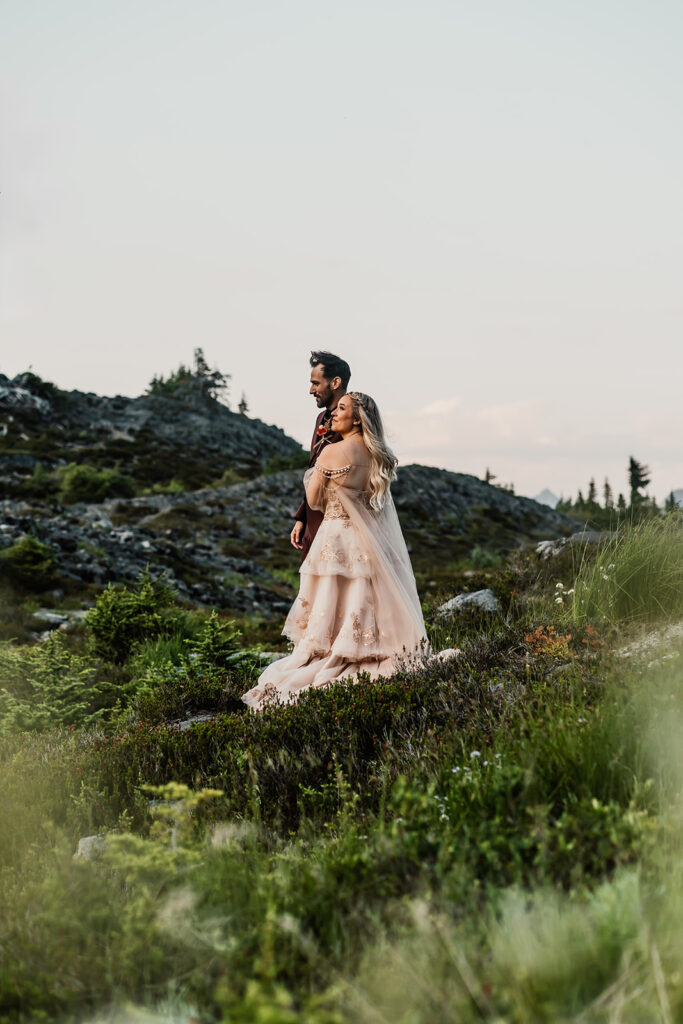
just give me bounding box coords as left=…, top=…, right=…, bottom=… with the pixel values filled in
left=0, top=372, right=305, bottom=496
left=1, top=465, right=578, bottom=617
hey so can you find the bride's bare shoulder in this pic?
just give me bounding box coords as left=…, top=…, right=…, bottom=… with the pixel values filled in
left=317, top=437, right=367, bottom=470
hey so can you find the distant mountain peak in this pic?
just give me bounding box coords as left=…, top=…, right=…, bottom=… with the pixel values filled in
left=533, top=488, right=559, bottom=509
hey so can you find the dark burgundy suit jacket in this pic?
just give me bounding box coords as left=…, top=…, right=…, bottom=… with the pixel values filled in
left=294, top=408, right=342, bottom=561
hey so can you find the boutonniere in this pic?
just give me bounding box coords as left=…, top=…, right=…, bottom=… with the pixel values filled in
left=317, top=424, right=328, bottom=438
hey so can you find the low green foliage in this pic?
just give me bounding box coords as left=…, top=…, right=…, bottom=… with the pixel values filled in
left=0, top=534, right=58, bottom=590
left=129, top=612, right=257, bottom=724
left=0, top=634, right=109, bottom=734
left=263, top=449, right=309, bottom=474
left=469, top=544, right=501, bottom=569
left=57, top=461, right=135, bottom=503
left=86, top=569, right=177, bottom=663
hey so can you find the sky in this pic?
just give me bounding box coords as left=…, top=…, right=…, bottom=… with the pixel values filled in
left=1, top=0, right=681, bottom=501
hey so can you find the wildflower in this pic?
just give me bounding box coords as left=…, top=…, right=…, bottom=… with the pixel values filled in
left=451, top=766, right=461, bottom=773
left=470, top=750, right=481, bottom=758
left=555, top=582, right=565, bottom=589
left=555, top=596, right=564, bottom=604
left=608, top=563, right=615, bottom=569
left=567, top=588, right=575, bottom=595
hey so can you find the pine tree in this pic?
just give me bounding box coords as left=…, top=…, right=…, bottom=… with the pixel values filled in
left=617, top=493, right=627, bottom=513
left=587, top=478, right=597, bottom=506
left=603, top=478, right=613, bottom=508
left=192, top=348, right=231, bottom=404
left=484, top=468, right=496, bottom=484
left=576, top=489, right=585, bottom=507
left=665, top=491, right=678, bottom=513
left=238, top=393, right=249, bottom=415
left=628, top=456, right=651, bottom=506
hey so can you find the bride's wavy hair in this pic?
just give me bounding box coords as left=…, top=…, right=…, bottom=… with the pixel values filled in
left=347, top=392, right=398, bottom=510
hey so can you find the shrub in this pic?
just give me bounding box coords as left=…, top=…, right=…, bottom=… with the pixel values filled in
left=130, top=612, right=254, bottom=724
left=19, top=460, right=60, bottom=499
left=0, top=534, right=58, bottom=590
left=86, top=569, right=176, bottom=663
left=469, top=544, right=501, bottom=569
left=263, top=449, right=309, bottom=474
left=58, top=462, right=135, bottom=504
left=0, top=634, right=109, bottom=733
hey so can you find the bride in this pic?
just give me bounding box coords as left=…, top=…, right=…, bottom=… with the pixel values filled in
left=241, top=392, right=427, bottom=709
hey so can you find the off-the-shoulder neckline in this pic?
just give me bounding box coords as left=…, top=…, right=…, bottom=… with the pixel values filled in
left=314, top=463, right=354, bottom=477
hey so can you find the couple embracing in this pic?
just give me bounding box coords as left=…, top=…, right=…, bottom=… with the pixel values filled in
left=242, top=352, right=427, bottom=709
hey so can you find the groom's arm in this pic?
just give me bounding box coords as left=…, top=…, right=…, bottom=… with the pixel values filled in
left=291, top=499, right=306, bottom=548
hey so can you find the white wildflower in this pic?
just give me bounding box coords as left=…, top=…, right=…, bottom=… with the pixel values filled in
left=470, top=750, right=481, bottom=758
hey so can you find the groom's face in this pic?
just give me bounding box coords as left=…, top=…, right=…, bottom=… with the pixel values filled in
left=309, top=364, right=338, bottom=408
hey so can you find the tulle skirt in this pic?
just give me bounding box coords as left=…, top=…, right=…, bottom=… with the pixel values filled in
left=241, top=517, right=401, bottom=709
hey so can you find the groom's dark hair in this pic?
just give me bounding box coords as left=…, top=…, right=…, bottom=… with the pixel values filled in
left=310, top=351, right=351, bottom=389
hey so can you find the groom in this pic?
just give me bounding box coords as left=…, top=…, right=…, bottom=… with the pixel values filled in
left=290, top=350, right=351, bottom=560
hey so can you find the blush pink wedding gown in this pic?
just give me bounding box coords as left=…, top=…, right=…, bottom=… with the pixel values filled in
left=241, top=459, right=427, bottom=709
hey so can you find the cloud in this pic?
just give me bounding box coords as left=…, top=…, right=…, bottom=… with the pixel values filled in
left=417, top=395, right=464, bottom=417
left=385, top=395, right=683, bottom=500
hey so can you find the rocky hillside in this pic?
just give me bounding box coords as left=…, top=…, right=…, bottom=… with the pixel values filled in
left=0, top=372, right=305, bottom=496
left=0, top=462, right=578, bottom=617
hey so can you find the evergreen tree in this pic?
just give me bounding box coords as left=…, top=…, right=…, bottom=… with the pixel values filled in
left=628, top=456, right=651, bottom=506
left=576, top=489, right=585, bottom=507
left=145, top=350, right=231, bottom=405
left=587, top=478, right=597, bottom=506
left=238, top=393, right=249, bottom=415
left=484, top=468, right=496, bottom=484
left=617, top=493, right=627, bottom=513
left=665, top=491, right=678, bottom=513
left=603, top=478, right=613, bottom=508
left=192, top=348, right=230, bottom=403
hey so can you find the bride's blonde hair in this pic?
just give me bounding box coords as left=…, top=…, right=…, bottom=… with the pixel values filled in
left=347, top=392, right=397, bottom=509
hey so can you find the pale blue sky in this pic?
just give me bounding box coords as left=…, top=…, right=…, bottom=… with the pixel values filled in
left=1, top=1, right=681, bottom=499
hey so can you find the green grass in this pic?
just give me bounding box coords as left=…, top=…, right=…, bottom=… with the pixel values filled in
left=572, top=513, right=683, bottom=627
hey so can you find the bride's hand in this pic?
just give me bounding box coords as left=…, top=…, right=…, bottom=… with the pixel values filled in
left=290, top=521, right=304, bottom=550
